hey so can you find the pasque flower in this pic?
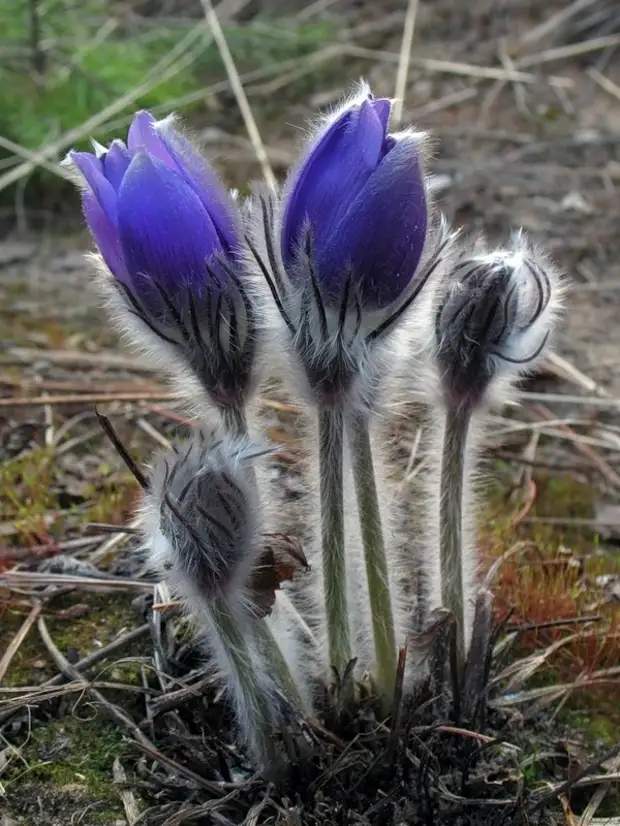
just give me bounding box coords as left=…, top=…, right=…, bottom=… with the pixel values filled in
left=247, top=83, right=452, bottom=411
left=143, top=430, right=302, bottom=769
left=281, top=87, right=429, bottom=310
left=245, top=84, right=450, bottom=693
left=423, top=234, right=561, bottom=677
left=434, top=236, right=561, bottom=411
left=66, top=112, right=258, bottom=412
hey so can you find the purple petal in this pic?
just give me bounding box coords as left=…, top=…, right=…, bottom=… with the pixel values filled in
left=371, top=98, right=392, bottom=134
left=155, top=117, right=241, bottom=252
left=315, top=135, right=428, bottom=309
left=127, top=111, right=178, bottom=169
left=282, top=96, right=392, bottom=266
left=82, top=191, right=128, bottom=283
left=102, top=140, right=131, bottom=191
left=117, top=153, right=222, bottom=296
left=69, top=150, right=118, bottom=227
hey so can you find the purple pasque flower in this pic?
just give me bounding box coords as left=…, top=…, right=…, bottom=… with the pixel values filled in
left=66, top=112, right=258, bottom=413
left=67, top=111, right=241, bottom=299
left=281, top=86, right=429, bottom=310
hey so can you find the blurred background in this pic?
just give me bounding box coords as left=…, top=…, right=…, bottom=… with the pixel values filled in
left=1, top=0, right=620, bottom=380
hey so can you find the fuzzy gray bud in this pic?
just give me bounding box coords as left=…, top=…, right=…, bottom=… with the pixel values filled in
left=145, top=430, right=262, bottom=599
left=434, top=236, right=561, bottom=409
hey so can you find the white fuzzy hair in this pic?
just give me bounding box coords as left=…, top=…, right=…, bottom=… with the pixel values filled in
left=402, top=231, right=565, bottom=651
left=140, top=429, right=306, bottom=768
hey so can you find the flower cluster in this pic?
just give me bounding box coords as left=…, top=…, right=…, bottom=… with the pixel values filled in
left=66, top=82, right=562, bottom=771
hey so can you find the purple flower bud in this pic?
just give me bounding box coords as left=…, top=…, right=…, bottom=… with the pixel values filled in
left=66, top=112, right=259, bottom=411
left=281, top=88, right=428, bottom=309
left=67, top=111, right=241, bottom=298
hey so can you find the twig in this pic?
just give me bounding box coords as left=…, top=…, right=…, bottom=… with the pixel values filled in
left=0, top=136, right=73, bottom=181
left=113, top=757, right=141, bottom=825
left=392, top=0, right=419, bottom=126
left=200, top=0, right=276, bottom=190
left=96, top=410, right=149, bottom=490
left=41, top=624, right=150, bottom=688
left=0, top=601, right=42, bottom=683
left=0, top=570, right=152, bottom=592
left=541, top=352, right=611, bottom=398
left=533, top=404, right=620, bottom=488
left=147, top=675, right=215, bottom=717
left=0, top=391, right=174, bottom=407
left=339, top=46, right=574, bottom=87
left=518, top=0, right=600, bottom=48
left=529, top=743, right=620, bottom=814
left=579, top=753, right=620, bottom=826
left=517, top=35, right=620, bottom=69
left=516, top=391, right=620, bottom=409
left=0, top=346, right=161, bottom=372
left=588, top=67, right=620, bottom=103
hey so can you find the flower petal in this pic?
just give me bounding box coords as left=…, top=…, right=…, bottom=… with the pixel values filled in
left=82, top=191, right=128, bottom=283
left=102, top=140, right=131, bottom=191
left=117, top=153, right=222, bottom=296
left=69, top=150, right=118, bottom=227
left=282, top=96, right=392, bottom=266
left=127, top=111, right=177, bottom=169
left=155, top=116, right=241, bottom=252
left=315, top=134, right=428, bottom=309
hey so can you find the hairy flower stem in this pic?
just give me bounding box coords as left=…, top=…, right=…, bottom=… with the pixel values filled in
left=253, top=620, right=306, bottom=711
left=347, top=415, right=397, bottom=705
left=209, top=598, right=281, bottom=764
left=220, top=403, right=305, bottom=710
left=318, top=406, right=352, bottom=681
left=439, top=406, right=471, bottom=676
left=222, top=405, right=249, bottom=438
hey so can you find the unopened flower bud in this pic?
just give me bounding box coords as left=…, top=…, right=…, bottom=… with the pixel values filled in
left=281, top=86, right=428, bottom=310
left=145, top=431, right=262, bottom=600
left=434, top=236, right=561, bottom=410
left=65, top=111, right=258, bottom=410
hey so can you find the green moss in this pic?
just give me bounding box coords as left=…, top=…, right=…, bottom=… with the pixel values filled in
left=2, top=594, right=147, bottom=688
left=6, top=716, right=127, bottom=793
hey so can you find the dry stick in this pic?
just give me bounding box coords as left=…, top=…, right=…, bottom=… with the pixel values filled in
left=533, top=404, right=620, bottom=488
left=36, top=615, right=228, bottom=796
left=0, top=391, right=173, bottom=407
left=1, top=346, right=161, bottom=372
left=392, top=0, right=419, bottom=126
left=588, top=67, right=620, bottom=103
left=0, top=602, right=42, bottom=683
left=528, top=742, right=620, bottom=815
left=518, top=0, right=601, bottom=47
left=113, top=757, right=141, bottom=826
left=41, top=624, right=150, bottom=689
left=0, top=570, right=152, bottom=592
left=337, top=45, right=574, bottom=87
left=200, top=0, right=276, bottom=191
left=0, top=135, right=74, bottom=181
left=516, top=35, right=620, bottom=69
